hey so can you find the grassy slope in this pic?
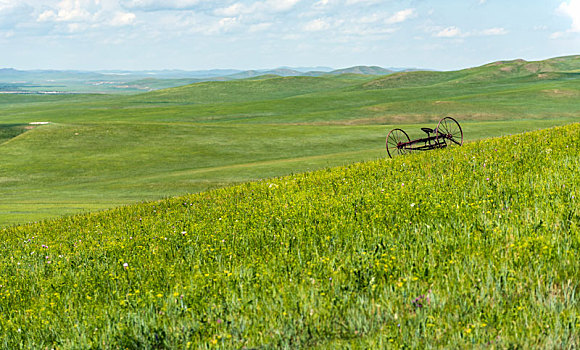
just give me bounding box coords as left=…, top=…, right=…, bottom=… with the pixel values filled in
left=0, top=56, right=579, bottom=225
left=0, top=124, right=578, bottom=348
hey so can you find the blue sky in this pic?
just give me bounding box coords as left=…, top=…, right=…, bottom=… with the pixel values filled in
left=0, top=0, right=579, bottom=71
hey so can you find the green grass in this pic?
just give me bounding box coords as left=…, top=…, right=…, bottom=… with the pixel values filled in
left=0, top=55, right=579, bottom=225
left=0, top=118, right=576, bottom=226
left=0, top=123, right=578, bottom=348
left=0, top=124, right=28, bottom=143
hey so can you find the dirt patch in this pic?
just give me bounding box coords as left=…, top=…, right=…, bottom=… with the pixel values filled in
left=525, top=63, right=555, bottom=73
left=500, top=66, right=515, bottom=72
left=288, top=114, right=439, bottom=126
left=292, top=112, right=505, bottom=126
left=543, top=89, right=576, bottom=97
left=488, top=59, right=526, bottom=67
left=524, top=63, right=540, bottom=73
left=366, top=105, right=388, bottom=112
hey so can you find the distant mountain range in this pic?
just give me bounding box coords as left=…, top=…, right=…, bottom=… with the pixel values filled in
left=0, top=65, right=421, bottom=80
left=0, top=65, right=426, bottom=94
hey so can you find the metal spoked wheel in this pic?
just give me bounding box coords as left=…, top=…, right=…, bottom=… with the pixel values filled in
left=386, top=128, right=411, bottom=158
left=435, top=117, right=463, bottom=148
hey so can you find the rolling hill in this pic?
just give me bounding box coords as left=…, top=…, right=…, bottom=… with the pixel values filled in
left=0, top=55, right=578, bottom=226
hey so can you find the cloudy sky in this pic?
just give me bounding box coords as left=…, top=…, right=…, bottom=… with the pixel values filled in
left=0, top=0, right=579, bottom=71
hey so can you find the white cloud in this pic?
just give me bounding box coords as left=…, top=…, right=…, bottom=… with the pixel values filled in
left=249, top=22, right=272, bottom=32
left=345, top=0, right=380, bottom=5
left=120, top=0, right=209, bottom=11
left=38, top=10, right=57, bottom=22
left=0, top=1, right=30, bottom=14
left=151, top=11, right=242, bottom=36
left=303, top=18, right=330, bottom=31
left=340, top=25, right=397, bottom=36
left=313, top=0, right=331, bottom=8
left=35, top=0, right=139, bottom=33
left=217, top=16, right=238, bottom=31
left=358, top=13, right=381, bottom=24
left=111, top=11, right=136, bottom=26
left=0, top=30, right=14, bottom=38
left=269, top=0, right=301, bottom=12
left=35, top=0, right=110, bottom=23
left=385, top=8, right=416, bottom=25
left=66, top=22, right=88, bottom=32
left=215, top=0, right=301, bottom=17
left=432, top=26, right=507, bottom=38
left=435, top=26, right=463, bottom=38
left=300, top=7, right=414, bottom=38
left=0, top=2, right=34, bottom=29
left=216, top=3, right=244, bottom=17
left=480, top=27, right=507, bottom=35
left=52, top=0, right=95, bottom=22
left=557, top=0, right=580, bottom=32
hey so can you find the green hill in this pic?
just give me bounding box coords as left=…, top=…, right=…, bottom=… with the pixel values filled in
left=0, top=124, right=578, bottom=348
left=363, top=55, right=580, bottom=89
left=118, top=55, right=580, bottom=124
left=0, top=55, right=578, bottom=226
left=125, top=74, right=373, bottom=104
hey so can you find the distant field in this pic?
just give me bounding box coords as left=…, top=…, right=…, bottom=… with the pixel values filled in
left=0, top=55, right=578, bottom=225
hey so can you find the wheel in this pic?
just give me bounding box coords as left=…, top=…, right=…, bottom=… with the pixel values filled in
left=386, top=128, right=411, bottom=158
left=435, top=117, right=463, bottom=148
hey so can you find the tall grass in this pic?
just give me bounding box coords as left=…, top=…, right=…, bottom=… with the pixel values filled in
left=0, top=123, right=578, bottom=348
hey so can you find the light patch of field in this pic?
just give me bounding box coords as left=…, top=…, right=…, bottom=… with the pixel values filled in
left=0, top=177, right=19, bottom=184
left=542, top=89, right=577, bottom=97
left=298, top=114, right=441, bottom=126
left=0, top=202, right=121, bottom=227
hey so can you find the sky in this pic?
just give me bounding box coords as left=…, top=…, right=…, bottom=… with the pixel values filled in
left=0, top=0, right=579, bottom=71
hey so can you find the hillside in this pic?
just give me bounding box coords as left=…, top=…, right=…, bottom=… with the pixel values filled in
left=125, top=74, right=374, bottom=104
left=3, top=56, right=578, bottom=124
left=0, top=55, right=578, bottom=225
left=118, top=55, right=580, bottom=124
left=0, top=124, right=578, bottom=348
left=363, top=55, right=580, bottom=90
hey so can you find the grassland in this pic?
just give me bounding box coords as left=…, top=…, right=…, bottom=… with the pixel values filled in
left=0, top=55, right=579, bottom=225
left=0, top=122, right=578, bottom=348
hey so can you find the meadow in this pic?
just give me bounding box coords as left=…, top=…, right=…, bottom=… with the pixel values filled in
left=0, top=122, right=578, bottom=348
left=0, top=56, right=578, bottom=226
left=0, top=56, right=578, bottom=348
